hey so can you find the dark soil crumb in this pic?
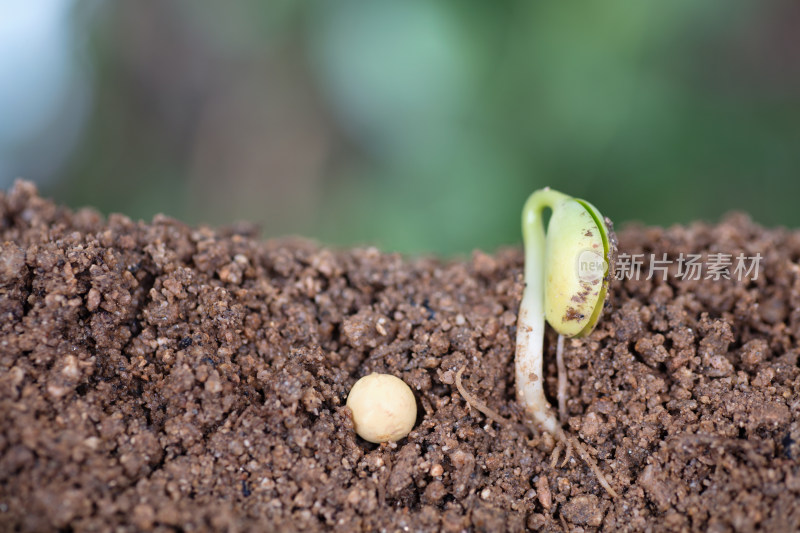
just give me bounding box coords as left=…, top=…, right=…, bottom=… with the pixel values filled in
left=2, top=180, right=800, bottom=532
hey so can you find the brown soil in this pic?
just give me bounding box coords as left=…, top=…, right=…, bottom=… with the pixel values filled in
left=1, top=180, right=799, bottom=532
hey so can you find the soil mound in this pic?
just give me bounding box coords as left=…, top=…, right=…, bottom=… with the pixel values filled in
left=1, top=181, right=799, bottom=531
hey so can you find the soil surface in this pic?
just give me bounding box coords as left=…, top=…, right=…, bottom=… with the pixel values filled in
left=1, top=180, right=800, bottom=532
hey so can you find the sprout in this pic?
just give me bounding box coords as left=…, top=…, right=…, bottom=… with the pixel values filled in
left=515, top=187, right=618, bottom=497
left=454, top=187, right=618, bottom=495
left=516, top=187, right=615, bottom=434
left=346, top=373, right=417, bottom=443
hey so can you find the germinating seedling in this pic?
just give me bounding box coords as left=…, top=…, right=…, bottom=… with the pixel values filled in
left=516, top=187, right=617, bottom=496
left=516, top=187, right=614, bottom=434
left=457, top=186, right=618, bottom=497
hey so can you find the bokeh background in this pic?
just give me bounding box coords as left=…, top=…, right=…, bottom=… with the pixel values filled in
left=2, top=0, right=800, bottom=254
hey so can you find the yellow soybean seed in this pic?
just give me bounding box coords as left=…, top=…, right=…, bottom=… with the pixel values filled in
left=346, top=373, right=417, bottom=443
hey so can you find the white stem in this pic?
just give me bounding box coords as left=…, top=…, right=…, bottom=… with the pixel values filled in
left=516, top=293, right=558, bottom=434
left=515, top=188, right=567, bottom=435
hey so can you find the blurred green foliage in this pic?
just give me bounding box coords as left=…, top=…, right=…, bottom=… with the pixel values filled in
left=52, top=0, right=800, bottom=254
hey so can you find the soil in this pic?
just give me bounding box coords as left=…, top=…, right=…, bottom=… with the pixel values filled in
left=1, top=180, right=799, bottom=532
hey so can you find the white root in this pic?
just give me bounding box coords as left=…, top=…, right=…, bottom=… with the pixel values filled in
left=560, top=436, right=573, bottom=468
left=516, top=286, right=618, bottom=498
left=455, top=366, right=514, bottom=429
left=458, top=364, right=618, bottom=498
left=556, top=334, right=567, bottom=425
left=564, top=432, right=618, bottom=499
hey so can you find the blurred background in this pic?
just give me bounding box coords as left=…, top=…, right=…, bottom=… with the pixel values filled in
left=2, top=0, right=799, bottom=254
